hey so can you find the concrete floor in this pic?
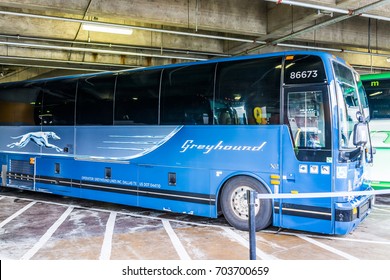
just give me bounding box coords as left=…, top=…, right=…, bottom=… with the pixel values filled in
left=0, top=189, right=389, bottom=260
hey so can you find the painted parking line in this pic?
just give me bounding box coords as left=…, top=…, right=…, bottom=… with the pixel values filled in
left=222, top=227, right=278, bottom=260
left=162, top=219, right=191, bottom=260
left=21, top=206, right=74, bottom=260
left=0, top=201, right=36, bottom=228
left=2, top=192, right=389, bottom=260
left=372, top=207, right=390, bottom=214
left=263, top=229, right=390, bottom=246
left=297, top=234, right=359, bottom=260
left=99, top=211, right=117, bottom=260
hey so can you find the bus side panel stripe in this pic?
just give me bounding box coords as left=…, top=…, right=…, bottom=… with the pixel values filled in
left=274, top=201, right=332, bottom=220
left=10, top=172, right=215, bottom=205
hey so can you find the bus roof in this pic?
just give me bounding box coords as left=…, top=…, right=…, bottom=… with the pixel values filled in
left=0, top=50, right=342, bottom=86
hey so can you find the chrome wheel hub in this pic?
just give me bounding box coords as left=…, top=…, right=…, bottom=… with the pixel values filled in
left=230, top=186, right=260, bottom=220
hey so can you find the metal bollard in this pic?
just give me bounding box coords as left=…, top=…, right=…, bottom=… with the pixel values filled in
left=247, top=189, right=256, bottom=260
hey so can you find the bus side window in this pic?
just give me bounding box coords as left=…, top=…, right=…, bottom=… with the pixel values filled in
left=160, top=64, right=214, bottom=125
left=76, top=74, right=116, bottom=125
left=0, top=83, right=42, bottom=126
left=42, top=79, right=77, bottom=125
left=216, top=57, right=282, bottom=125
left=114, top=69, right=160, bottom=125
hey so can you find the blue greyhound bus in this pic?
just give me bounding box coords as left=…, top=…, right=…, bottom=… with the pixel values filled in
left=0, top=51, right=373, bottom=235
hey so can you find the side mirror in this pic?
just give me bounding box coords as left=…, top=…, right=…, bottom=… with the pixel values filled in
left=353, top=122, right=368, bottom=146
left=356, top=111, right=365, bottom=123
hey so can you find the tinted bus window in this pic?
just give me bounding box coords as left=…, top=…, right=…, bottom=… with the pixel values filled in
left=216, top=57, right=282, bottom=125
left=41, top=79, right=77, bottom=125
left=76, top=74, right=115, bottom=125
left=160, top=63, right=215, bottom=125
left=0, top=82, right=43, bottom=126
left=115, top=69, right=161, bottom=125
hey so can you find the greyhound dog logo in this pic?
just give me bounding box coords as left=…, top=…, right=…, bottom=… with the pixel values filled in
left=7, top=131, right=62, bottom=152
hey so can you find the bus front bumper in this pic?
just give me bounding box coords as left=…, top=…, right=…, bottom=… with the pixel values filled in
left=334, top=194, right=373, bottom=235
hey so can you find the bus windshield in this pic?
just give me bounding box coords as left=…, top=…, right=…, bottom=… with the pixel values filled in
left=333, top=62, right=366, bottom=149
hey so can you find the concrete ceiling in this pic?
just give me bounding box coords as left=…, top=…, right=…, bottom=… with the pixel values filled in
left=0, top=0, right=390, bottom=82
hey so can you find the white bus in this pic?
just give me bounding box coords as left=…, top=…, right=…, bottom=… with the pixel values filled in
left=361, top=73, right=390, bottom=190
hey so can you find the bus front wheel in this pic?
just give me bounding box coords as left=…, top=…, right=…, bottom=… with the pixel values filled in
left=220, top=176, right=272, bottom=231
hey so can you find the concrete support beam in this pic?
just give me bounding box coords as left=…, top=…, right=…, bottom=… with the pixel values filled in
left=266, top=5, right=324, bottom=36
left=0, top=45, right=186, bottom=71
left=0, top=0, right=267, bottom=36
left=291, top=17, right=390, bottom=51
left=0, top=13, right=225, bottom=54
left=0, top=67, right=51, bottom=82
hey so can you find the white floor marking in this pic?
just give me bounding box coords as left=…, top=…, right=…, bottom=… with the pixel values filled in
left=297, top=234, right=359, bottom=260
left=262, top=229, right=390, bottom=246
left=20, top=206, right=74, bottom=260
left=162, top=219, right=191, bottom=260
left=3, top=193, right=389, bottom=249
left=222, top=227, right=278, bottom=260
left=372, top=207, right=390, bottom=213
left=99, top=211, right=117, bottom=260
left=0, top=201, right=36, bottom=228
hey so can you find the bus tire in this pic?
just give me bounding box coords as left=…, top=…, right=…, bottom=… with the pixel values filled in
left=220, top=176, right=272, bottom=231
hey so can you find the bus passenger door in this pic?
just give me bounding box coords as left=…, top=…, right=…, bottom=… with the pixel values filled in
left=279, top=85, right=334, bottom=234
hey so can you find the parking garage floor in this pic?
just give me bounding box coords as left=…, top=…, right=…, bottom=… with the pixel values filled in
left=1, top=188, right=389, bottom=261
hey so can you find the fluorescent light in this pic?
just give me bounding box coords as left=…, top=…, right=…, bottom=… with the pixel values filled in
left=82, top=23, right=133, bottom=35
left=234, top=94, right=241, bottom=101
left=369, top=91, right=383, bottom=97
left=285, top=62, right=295, bottom=69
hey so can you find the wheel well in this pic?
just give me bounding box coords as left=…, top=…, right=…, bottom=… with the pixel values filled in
left=216, top=174, right=271, bottom=212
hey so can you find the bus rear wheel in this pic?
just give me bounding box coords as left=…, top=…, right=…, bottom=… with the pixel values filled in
left=220, top=176, right=272, bottom=231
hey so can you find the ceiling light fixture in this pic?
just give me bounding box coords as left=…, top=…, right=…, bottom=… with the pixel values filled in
left=369, top=91, right=383, bottom=97
left=82, top=23, right=133, bottom=35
